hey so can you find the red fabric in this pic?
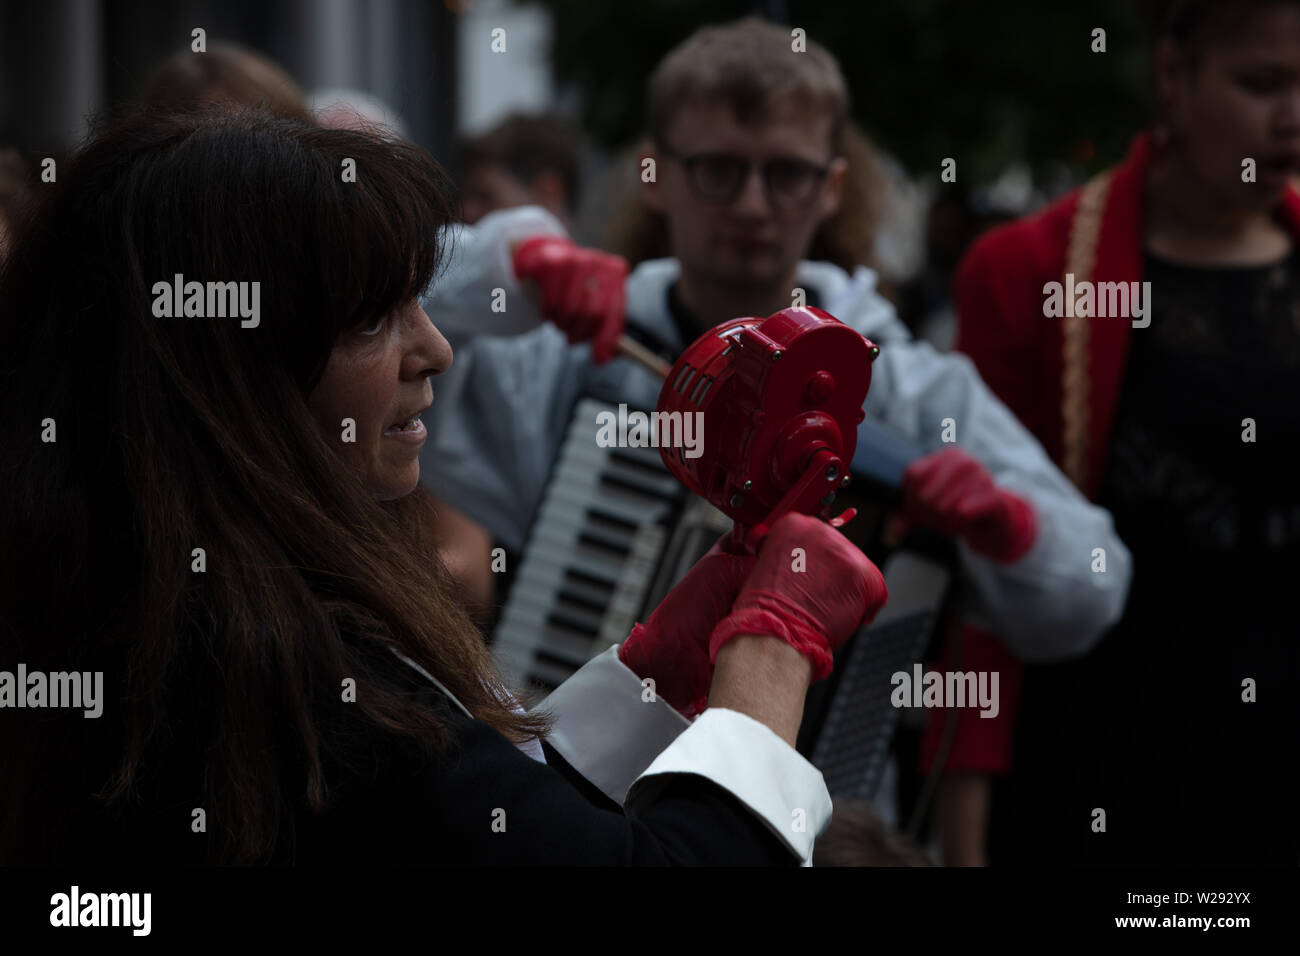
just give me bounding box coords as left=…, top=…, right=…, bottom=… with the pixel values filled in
left=932, top=132, right=1300, bottom=774
left=618, top=547, right=755, bottom=719
left=708, top=513, right=888, bottom=683
left=901, top=447, right=1038, bottom=563
left=918, top=624, right=1024, bottom=774
left=512, top=235, right=628, bottom=362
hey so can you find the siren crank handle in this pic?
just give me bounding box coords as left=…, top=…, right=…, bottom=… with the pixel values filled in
left=616, top=335, right=671, bottom=379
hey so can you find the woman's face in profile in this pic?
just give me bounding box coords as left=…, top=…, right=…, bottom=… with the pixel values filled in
left=307, top=298, right=451, bottom=500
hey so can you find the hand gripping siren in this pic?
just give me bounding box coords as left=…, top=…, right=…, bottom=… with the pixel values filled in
left=655, top=306, right=880, bottom=554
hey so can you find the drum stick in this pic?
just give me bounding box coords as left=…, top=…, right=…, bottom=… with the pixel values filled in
left=517, top=273, right=671, bottom=379
left=616, top=335, right=671, bottom=379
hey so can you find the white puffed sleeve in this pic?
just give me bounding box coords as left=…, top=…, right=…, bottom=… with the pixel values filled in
left=421, top=205, right=567, bottom=345
left=865, top=340, right=1133, bottom=661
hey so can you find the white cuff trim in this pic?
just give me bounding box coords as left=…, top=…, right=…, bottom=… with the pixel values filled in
left=537, top=645, right=689, bottom=805
left=625, top=708, right=832, bottom=865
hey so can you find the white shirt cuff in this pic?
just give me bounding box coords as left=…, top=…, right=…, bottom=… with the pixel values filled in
left=537, top=644, right=690, bottom=806
left=625, top=708, right=833, bottom=866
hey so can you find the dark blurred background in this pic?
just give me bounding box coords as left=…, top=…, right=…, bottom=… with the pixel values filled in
left=0, top=0, right=1149, bottom=169
left=0, top=0, right=459, bottom=156
left=0, top=0, right=1155, bottom=338
left=537, top=0, right=1150, bottom=185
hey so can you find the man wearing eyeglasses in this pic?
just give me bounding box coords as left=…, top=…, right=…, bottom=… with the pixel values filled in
left=639, top=114, right=853, bottom=339
left=645, top=132, right=845, bottom=322
left=419, top=17, right=1132, bottom=856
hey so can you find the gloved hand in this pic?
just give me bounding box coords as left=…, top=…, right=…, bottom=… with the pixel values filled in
left=708, top=513, right=888, bottom=683
left=900, top=447, right=1037, bottom=564
left=618, top=544, right=756, bottom=719
left=512, top=235, right=628, bottom=363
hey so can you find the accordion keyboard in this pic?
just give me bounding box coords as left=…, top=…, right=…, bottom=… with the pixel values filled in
left=492, top=399, right=685, bottom=692
left=808, top=549, right=952, bottom=800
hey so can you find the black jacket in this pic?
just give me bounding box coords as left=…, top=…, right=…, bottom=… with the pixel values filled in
left=43, top=652, right=797, bottom=866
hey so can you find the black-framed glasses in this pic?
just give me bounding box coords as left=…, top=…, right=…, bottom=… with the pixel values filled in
left=656, top=141, right=832, bottom=206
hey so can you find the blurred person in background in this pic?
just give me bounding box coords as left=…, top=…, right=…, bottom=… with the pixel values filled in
left=606, top=118, right=889, bottom=282
left=895, top=179, right=1030, bottom=352
left=132, top=41, right=313, bottom=123
left=942, top=0, right=1300, bottom=865
left=454, top=111, right=584, bottom=230
left=309, top=88, right=411, bottom=139
left=812, top=797, right=935, bottom=867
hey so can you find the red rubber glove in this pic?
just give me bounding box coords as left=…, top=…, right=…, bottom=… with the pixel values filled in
left=708, top=513, right=888, bottom=683
left=618, top=545, right=756, bottom=719
left=512, top=235, right=628, bottom=363
left=900, top=447, right=1037, bottom=564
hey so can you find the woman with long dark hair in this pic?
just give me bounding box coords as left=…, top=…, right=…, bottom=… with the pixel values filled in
left=0, top=109, right=884, bottom=865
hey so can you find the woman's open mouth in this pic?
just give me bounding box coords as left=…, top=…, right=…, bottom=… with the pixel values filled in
left=383, top=415, right=427, bottom=442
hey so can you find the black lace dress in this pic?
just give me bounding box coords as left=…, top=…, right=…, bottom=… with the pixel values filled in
left=992, top=250, right=1300, bottom=865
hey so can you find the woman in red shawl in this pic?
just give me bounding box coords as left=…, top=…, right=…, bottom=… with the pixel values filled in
left=931, top=0, right=1300, bottom=865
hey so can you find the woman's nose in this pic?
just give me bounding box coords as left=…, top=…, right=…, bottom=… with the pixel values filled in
left=410, top=301, right=452, bottom=377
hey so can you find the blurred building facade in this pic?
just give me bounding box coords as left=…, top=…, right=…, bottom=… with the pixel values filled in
left=0, top=0, right=460, bottom=156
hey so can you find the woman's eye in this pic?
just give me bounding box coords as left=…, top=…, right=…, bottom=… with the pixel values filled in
left=359, top=315, right=386, bottom=336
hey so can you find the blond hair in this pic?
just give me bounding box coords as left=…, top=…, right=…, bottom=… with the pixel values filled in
left=647, top=17, right=850, bottom=153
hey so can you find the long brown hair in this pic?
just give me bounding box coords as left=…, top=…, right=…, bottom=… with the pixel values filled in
left=0, top=109, right=551, bottom=864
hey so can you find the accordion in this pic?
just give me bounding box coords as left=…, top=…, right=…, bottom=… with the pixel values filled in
left=492, top=397, right=956, bottom=802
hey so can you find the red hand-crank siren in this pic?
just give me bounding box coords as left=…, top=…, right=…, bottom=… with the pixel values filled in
left=655, top=306, right=880, bottom=553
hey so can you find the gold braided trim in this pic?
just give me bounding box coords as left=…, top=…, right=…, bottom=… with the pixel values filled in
left=1061, top=170, right=1112, bottom=491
